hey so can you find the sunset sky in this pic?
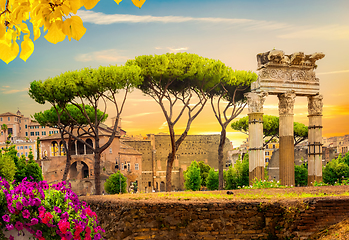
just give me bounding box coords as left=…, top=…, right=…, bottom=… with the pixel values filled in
left=1, top=0, right=349, bottom=147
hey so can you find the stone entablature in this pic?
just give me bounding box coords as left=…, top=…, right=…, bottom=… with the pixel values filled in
left=252, top=50, right=325, bottom=96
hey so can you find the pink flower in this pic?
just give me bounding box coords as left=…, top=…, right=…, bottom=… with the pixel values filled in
left=22, top=209, right=30, bottom=219
left=15, top=221, right=23, bottom=231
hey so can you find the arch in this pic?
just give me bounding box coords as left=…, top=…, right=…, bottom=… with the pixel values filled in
left=69, top=162, right=78, bottom=179
left=160, top=181, right=165, bottom=192
left=77, top=140, right=84, bottom=155
left=156, top=182, right=158, bottom=191
left=70, top=140, right=76, bottom=155
left=86, top=139, right=93, bottom=154
left=59, top=141, right=66, bottom=156
left=51, top=141, right=58, bottom=156
left=82, top=161, right=89, bottom=178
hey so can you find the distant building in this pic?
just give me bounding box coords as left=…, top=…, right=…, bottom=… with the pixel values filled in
left=0, top=110, right=58, bottom=145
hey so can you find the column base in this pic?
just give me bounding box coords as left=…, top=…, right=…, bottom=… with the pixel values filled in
left=249, top=166, right=264, bottom=185
left=308, top=175, right=322, bottom=186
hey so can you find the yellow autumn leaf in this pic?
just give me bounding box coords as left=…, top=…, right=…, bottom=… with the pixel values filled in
left=114, top=0, right=122, bottom=4
left=62, top=18, right=73, bottom=41
left=32, top=23, right=42, bottom=41
left=131, top=0, right=146, bottom=8
left=0, top=40, right=19, bottom=64
left=70, top=16, right=86, bottom=41
left=69, top=0, right=83, bottom=14
left=0, top=24, right=5, bottom=39
left=44, top=21, right=66, bottom=44
left=20, top=35, right=34, bottom=62
left=82, top=0, right=100, bottom=10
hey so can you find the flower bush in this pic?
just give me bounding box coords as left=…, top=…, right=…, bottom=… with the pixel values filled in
left=0, top=177, right=104, bottom=240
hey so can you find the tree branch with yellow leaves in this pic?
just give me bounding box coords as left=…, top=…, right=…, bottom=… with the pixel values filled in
left=0, top=0, right=146, bottom=64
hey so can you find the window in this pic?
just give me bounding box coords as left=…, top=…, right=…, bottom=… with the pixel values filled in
left=54, top=130, right=58, bottom=134
left=7, top=128, right=12, bottom=135
left=266, top=145, right=269, bottom=149
left=273, top=145, right=276, bottom=149
left=20, top=146, right=23, bottom=149
left=109, top=147, right=112, bottom=153
left=265, top=152, right=269, bottom=156
left=30, top=126, right=34, bottom=129
left=17, top=153, right=20, bottom=157
left=121, top=163, right=124, bottom=170
left=8, top=117, right=10, bottom=121
left=24, top=146, right=28, bottom=149
left=35, top=132, right=40, bottom=136
left=266, top=158, right=269, bottom=162
left=30, top=132, right=34, bottom=136
left=127, top=163, right=130, bottom=171
left=42, top=131, right=46, bottom=136
left=42, top=126, right=45, bottom=129
left=35, top=126, right=39, bottom=129
left=17, top=146, right=20, bottom=150
left=0, top=117, right=2, bottom=121
left=25, top=125, right=27, bottom=129
left=148, top=182, right=151, bottom=187
left=49, top=131, right=53, bottom=135
left=135, top=163, right=139, bottom=171
left=25, top=152, right=28, bottom=157
left=25, top=132, right=28, bottom=136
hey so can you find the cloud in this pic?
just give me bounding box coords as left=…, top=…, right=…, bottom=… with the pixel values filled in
left=122, top=112, right=160, bottom=119
left=2, top=86, right=10, bottom=88
left=167, top=47, right=188, bottom=53
left=1, top=88, right=28, bottom=94
left=74, top=49, right=129, bottom=63
left=77, top=10, right=349, bottom=41
left=159, top=121, right=168, bottom=130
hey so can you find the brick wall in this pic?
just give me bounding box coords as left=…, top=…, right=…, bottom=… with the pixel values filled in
left=81, top=196, right=349, bottom=240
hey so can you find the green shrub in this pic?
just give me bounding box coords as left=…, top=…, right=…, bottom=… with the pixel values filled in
left=224, top=153, right=249, bottom=189
left=104, top=171, right=127, bottom=194
left=198, top=161, right=210, bottom=187
left=0, top=154, right=17, bottom=182
left=206, top=168, right=219, bottom=190
left=295, top=163, right=308, bottom=186
left=184, top=161, right=202, bottom=191
left=323, top=154, right=349, bottom=185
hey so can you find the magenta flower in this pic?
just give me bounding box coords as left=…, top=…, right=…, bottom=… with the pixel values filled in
left=16, top=201, right=23, bottom=211
left=9, top=236, right=14, bottom=240
left=36, top=230, right=43, bottom=238
left=22, top=209, right=30, bottom=219
left=2, top=214, right=10, bottom=222
left=15, top=221, right=23, bottom=231
left=30, top=218, right=39, bottom=225
left=54, top=206, right=62, bottom=213
left=6, top=224, right=14, bottom=231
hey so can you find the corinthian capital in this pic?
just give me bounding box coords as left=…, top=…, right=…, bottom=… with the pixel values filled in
left=245, top=91, right=268, bottom=113
left=308, top=94, right=323, bottom=116
left=278, top=91, right=296, bottom=115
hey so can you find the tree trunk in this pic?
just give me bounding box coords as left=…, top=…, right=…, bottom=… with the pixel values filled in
left=166, top=152, right=175, bottom=192
left=218, top=128, right=226, bottom=190
left=94, top=150, right=101, bottom=195
left=62, top=135, right=72, bottom=182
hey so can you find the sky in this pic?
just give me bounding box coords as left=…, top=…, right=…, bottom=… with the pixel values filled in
left=1, top=0, right=349, bottom=147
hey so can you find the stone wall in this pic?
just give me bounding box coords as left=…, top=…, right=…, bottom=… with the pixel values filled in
left=81, top=195, right=349, bottom=240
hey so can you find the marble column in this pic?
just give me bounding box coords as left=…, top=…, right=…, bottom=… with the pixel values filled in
left=307, top=94, right=323, bottom=185
left=278, top=91, right=296, bottom=186
left=246, top=91, right=268, bottom=185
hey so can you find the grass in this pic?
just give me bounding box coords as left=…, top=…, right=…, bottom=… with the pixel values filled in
left=104, top=188, right=349, bottom=202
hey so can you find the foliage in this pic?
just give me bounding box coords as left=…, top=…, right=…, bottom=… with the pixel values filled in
left=208, top=70, right=257, bottom=190
left=14, top=154, right=27, bottom=183
left=0, top=178, right=104, bottom=239
left=313, top=181, right=328, bottom=187
left=184, top=161, right=202, bottom=191
left=197, top=161, right=210, bottom=187
left=206, top=168, right=219, bottom=190
left=0, top=0, right=146, bottom=64
left=29, top=64, right=142, bottom=195
left=0, top=154, right=16, bottom=182
left=323, top=154, right=349, bottom=185
left=343, top=152, right=349, bottom=166
left=129, top=52, right=233, bottom=191
left=243, top=178, right=283, bottom=189
left=295, top=163, right=308, bottom=187
left=264, top=162, right=269, bottom=181
left=224, top=153, right=249, bottom=189
left=231, top=115, right=308, bottom=146
left=25, top=149, right=43, bottom=182
left=104, top=171, right=127, bottom=194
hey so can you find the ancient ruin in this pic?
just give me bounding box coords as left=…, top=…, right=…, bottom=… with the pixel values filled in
left=247, top=50, right=325, bottom=186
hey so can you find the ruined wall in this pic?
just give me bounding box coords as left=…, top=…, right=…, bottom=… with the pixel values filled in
left=82, top=196, right=349, bottom=240
left=125, top=134, right=231, bottom=192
